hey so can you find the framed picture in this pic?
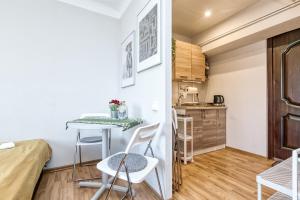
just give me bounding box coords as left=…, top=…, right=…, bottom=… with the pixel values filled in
left=121, top=31, right=135, bottom=88
left=137, top=0, right=161, bottom=72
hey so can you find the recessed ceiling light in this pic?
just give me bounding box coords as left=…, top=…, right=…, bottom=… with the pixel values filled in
left=204, top=10, right=212, bottom=17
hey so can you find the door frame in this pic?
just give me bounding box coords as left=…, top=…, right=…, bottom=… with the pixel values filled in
left=267, top=38, right=274, bottom=159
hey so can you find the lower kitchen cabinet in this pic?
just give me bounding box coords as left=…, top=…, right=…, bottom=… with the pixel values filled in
left=216, top=109, right=226, bottom=146
left=185, top=108, right=226, bottom=154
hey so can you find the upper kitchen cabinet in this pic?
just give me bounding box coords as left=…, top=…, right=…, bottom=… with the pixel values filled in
left=191, top=44, right=206, bottom=82
left=173, top=40, right=192, bottom=80
left=173, top=39, right=206, bottom=82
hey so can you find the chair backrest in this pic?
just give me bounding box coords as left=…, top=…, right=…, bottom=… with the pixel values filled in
left=292, top=148, right=300, bottom=200
left=125, top=122, right=160, bottom=154
left=80, top=113, right=110, bottom=119
left=172, top=108, right=178, bottom=131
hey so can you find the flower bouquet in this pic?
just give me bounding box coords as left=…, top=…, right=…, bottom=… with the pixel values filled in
left=109, top=99, right=120, bottom=119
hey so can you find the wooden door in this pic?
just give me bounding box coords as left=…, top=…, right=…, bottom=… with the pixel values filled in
left=173, top=40, right=191, bottom=80
left=268, top=28, right=300, bottom=159
left=191, top=44, right=206, bottom=82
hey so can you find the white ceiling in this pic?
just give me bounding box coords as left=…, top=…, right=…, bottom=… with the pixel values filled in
left=57, top=0, right=132, bottom=19
left=173, top=0, right=259, bottom=37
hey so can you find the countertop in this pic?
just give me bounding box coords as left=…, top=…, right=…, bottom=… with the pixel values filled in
left=173, top=103, right=227, bottom=110
left=174, top=106, right=227, bottom=110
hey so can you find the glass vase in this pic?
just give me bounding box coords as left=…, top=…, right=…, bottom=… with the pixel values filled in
left=110, top=110, right=118, bottom=119
left=118, top=101, right=128, bottom=120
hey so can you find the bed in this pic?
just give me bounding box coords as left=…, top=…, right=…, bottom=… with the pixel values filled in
left=0, top=139, right=52, bottom=200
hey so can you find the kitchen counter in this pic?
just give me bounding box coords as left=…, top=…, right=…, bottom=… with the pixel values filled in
left=174, top=106, right=227, bottom=155
left=174, top=106, right=227, bottom=110
left=174, top=104, right=227, bottom=116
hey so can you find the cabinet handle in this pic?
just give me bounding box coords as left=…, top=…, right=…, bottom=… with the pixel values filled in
left=180, top=75, right=188, bottom=78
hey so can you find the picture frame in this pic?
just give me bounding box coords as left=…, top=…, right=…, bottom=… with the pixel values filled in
left=121, top=31, right=136, bottom=88
left=137, top=0, right=161, bottom=72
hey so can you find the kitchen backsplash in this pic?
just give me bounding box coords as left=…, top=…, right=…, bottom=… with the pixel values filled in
left=172, top=81, right=208, bottom=105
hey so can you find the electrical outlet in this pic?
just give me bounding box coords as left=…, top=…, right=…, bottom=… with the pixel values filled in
left=152, top=101, right=159, bottom=112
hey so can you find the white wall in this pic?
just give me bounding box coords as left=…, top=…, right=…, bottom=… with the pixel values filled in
left=192, top=0, right=300, bottom=157
left=205, top=40, right=267, bottom=156
left=119, top=0, right=172, bottom=198
left=0, top=0, right=120, bottom=168
left=172, top=32, right=191, bottom=43
left=192, top=0, right=300, bottom=55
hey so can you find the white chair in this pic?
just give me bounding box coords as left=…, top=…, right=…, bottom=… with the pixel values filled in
left=257, top=148, right=300, bottom=200
left=72, top=113, right=111, bottom=181
left=97, top=122, right=164, bottom=200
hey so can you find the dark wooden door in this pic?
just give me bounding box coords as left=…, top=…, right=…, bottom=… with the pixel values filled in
left=268, top=28, right=300, bottom=159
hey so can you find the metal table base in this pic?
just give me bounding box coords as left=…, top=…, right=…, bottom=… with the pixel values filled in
left=79, top=177, right=129, bottom=200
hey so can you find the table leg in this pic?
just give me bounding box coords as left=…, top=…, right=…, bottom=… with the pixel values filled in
left=89, top=128, right=109, bottom=200
left=78, top=128, right=128, bottom=200
left=102, top=128, right=109, bottom=185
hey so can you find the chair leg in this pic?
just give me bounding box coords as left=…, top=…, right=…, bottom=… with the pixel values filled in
left=120, top=189, right=129, bottom=200
left=172, top=143, right=179, bottom=192
left=175, top=138, right=181, bottom=190
left=154, top=167, right=164, bottom=200
left=147, top=145, right=164, bottom=200
left=176, top=137, right=182, bottom=185
left=105, top=172, right=119, bottom=200
left=79, top=145, right=82, bottom=165
left=257, top=183, right=262, bottom=200
left=105, top=155, right=127, bottom=200
left=108, top=129, right=111, bottom=156
left=124, top=164, right=134, bottom=200
left=72, top=144, right=78, bottom=181
left=77, top=131, right=82, bottom=166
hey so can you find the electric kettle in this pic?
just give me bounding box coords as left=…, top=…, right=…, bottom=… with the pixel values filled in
left=213, top=95, right=224, bottom=105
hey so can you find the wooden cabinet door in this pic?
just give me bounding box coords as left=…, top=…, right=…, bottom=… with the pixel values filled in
left=186, top=109, right=225, bottom=152
left=186, top=110, right=202, bottom=152
left=216, top=110, right=226, bottom=146
left=174, top=40, right=191, bottom=80
left=201, top=110, right=217, bottom=149
left=191, top=44, right=206, bottom=81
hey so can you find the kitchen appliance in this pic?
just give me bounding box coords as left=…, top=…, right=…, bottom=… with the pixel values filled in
left=177, top=86, right=200, bottom=106
left=213, top=95, right=224, bottom=106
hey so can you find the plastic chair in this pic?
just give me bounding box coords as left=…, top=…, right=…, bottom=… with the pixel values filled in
left=72, top=113, right=111, bottom=181
left=97, top=122, right=164, bottom=200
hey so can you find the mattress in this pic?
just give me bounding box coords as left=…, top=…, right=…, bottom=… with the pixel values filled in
left=0, top=139, right=52, bottom=200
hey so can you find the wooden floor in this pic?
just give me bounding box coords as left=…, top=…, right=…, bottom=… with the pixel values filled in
left=34, top=164, right=159, bottom=200
left=34, top=148, right=275, bottom=200
left=172, top=148, right=275, bottom=200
